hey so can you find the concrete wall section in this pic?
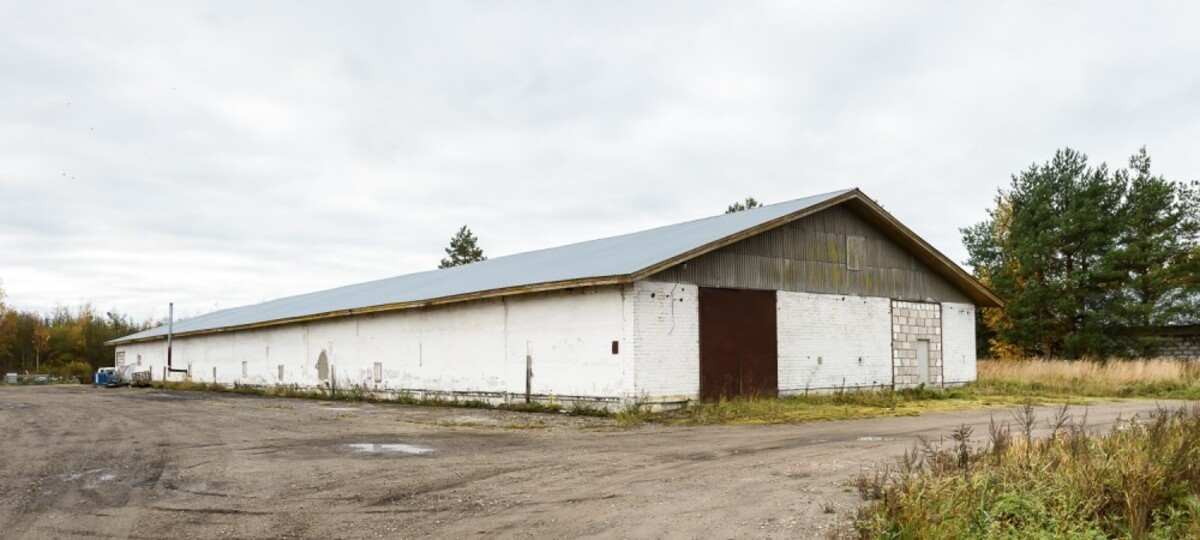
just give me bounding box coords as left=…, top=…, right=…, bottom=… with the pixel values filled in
left=941, top=302, right=977, bottom=385
left=630, top=281, right=700, bottom=402
left=1158, top=334, right=1200, bottom=360
left=116, top=286, right=630, bottom=401
left=777, top=292, right=893, bottom=392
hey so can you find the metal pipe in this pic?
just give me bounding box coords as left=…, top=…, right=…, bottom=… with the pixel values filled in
left=167, top=302, right=173, bottom=367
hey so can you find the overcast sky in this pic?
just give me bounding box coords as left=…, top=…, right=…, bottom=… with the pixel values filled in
left=2, top=1, right=1198, bottom=321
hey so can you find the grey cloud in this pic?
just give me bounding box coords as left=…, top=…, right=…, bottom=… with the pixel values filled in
left=3, top=1, right=1199, bottom=319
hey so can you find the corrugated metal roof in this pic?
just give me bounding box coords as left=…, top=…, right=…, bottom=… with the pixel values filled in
left=111, top=190, right=854, bottom=343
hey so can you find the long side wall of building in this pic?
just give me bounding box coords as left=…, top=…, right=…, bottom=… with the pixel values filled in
left=116, top=282, right=978, bottom=404
left=116, top=286, right=633, bottom=402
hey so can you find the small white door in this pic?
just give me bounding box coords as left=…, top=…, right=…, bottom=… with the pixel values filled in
left=916, top=340, right=930, bottom=385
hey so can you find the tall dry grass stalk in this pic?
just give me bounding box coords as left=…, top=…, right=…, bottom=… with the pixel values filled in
left=844, top=404, right=1200, bottom=538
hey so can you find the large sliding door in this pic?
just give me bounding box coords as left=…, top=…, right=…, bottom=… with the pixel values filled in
left=699, top=288, right=778, bottom=401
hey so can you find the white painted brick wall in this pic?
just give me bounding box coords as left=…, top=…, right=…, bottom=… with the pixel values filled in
left=631, top=281, right=700, bottom=400
left=941, top=302, right=977, bottom=384
left=778, top=292, right=893, bottom=392
left=116, top=286, right=630, bottom=399
left=503, top=286, right=629, bottom=397
left=114, top=281, right=980, bottom=400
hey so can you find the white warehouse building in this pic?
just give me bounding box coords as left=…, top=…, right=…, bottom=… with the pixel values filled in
left=109, top=189, right=1000, bottom=407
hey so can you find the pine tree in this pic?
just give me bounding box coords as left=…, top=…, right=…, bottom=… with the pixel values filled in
left=725, top=197, right=763, bottom=214
left=1108, top=148, right=1200, bottom=354
left=963, top=148, right=1126, bottom=358
left=964, top=147, right=1200, bottom=358
left=438, top=225, right=487, bottom=269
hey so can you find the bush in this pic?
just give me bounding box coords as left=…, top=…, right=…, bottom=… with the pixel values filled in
left=50, top=361, right=92, bottom=383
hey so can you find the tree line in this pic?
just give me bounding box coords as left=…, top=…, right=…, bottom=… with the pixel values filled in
left=964, top=147, right=1200, bottom=359
left=0, top=284, right=151, bottom=381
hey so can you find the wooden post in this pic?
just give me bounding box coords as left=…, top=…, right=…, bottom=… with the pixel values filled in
left=525, top=354, right=532, bottom=404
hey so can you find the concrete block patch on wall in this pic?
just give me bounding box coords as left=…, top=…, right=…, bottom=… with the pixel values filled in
left=891, top=300, right=942, bottom=388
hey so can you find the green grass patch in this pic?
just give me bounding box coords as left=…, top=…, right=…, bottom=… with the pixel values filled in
left=636, top=386, right=1076, bottom=426
left=568, top=403, right=613, bottom=417
left=842, top=403, right=1200, bottom=539
left=497, top=401, right=564, bottom=414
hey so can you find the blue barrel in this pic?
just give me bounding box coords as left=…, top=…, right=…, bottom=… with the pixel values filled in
left=93, top=369, right=112, bottom=386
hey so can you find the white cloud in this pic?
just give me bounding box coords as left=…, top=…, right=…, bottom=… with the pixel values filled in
left=2, top=1, right=1199, bottom=319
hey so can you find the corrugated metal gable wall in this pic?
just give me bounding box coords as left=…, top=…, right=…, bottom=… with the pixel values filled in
left=650, top=205, right=974, bottom=304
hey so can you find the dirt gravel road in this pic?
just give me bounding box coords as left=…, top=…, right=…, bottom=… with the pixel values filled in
left=0, top=386, right=1182, bottom=539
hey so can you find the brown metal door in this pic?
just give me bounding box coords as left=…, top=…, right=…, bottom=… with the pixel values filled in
left=699, top=287, right=778, bottom=401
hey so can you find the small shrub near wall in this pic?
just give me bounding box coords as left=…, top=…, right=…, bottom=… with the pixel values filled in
left=843, top=404, right=1200, bottom=538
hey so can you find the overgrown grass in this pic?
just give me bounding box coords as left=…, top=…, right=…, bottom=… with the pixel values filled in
left=974, top=358, right=1200, bottom=400
left=498, top=401, right=564, bottom=414
left=622, top=358, right=1200, bottom=427
left=643, top=386, right=1050, bottom=426
left=843, top=403, right=1200, bottom=539
left=145, top=358, right=1200, bottom=427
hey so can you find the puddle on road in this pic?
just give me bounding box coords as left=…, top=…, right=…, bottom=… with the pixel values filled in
left=856, top=436, right=896, bottom=442
left=325, top=407, right=360, bottom=411
left=60, top=469, right=105, bottom=482
left=345, top=443, right=434, bottom=455
left=60, top=468, right=120, bottom=490
left=450, top=415, right=498, bottom=424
